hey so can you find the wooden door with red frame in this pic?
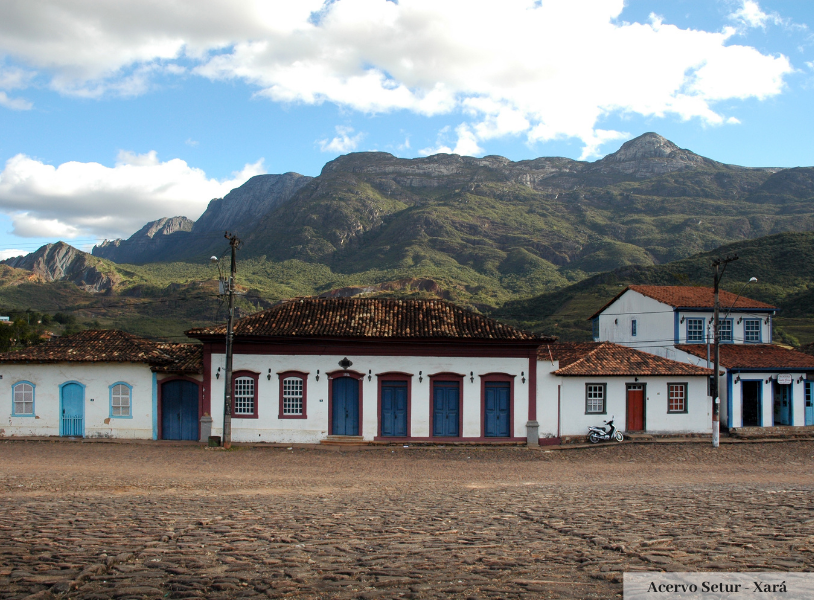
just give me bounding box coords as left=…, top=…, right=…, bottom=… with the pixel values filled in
left=626, top=384, right=645, bottom=431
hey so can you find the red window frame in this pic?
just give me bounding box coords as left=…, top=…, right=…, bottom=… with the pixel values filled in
left=232, top=370, right=259, bottom=419
left=278, top=370, right=309, bottom=419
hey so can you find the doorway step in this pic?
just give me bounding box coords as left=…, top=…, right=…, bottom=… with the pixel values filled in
left=320, top=436, right=367, bottom=446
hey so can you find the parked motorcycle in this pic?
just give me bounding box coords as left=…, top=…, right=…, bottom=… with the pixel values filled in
left=587, top=417, right=624, bottom=444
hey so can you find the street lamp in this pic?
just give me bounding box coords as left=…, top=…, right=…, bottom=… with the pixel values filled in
left=711, top=256, right=756, bottom=448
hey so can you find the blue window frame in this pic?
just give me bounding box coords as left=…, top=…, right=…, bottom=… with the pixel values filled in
left=12, top=381, right=35, bottom=416
left=744, top=319, right=761, bottom=343
left=591, top=317, right=599, bottom=341
left=686, top=318, right=704, bottom=343
left=719, top=318, right=733, bottom=343
left=631, top=319, right=637, bottom=337
left=109, top=382, right=133, bottom=418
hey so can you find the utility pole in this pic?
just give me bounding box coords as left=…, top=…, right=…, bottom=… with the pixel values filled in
left=712, top=254, right=738, bottom=448
left=223, top=232, right=240, bottom=449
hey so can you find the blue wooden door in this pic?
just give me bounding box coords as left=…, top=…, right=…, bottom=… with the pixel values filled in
left=381, top=382, right=407, bottom=437
left=433, top=382, right=460, bottom=437
left=484, top=382, right=510, bottom=437
left=60, top=383, right=84, bottom=437
left=806, top=382, right=813, bottom=426
left=774, top=383, right=792, bottom=426
left=162, top=380, right=199, bottom=440
left=332, top=377, right=359, bottom=436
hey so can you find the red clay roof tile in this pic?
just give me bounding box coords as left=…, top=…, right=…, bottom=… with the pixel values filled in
left=589, top=285, right=775, bottom=319
left=0, top=329, right=202, bottom=373
left=678, top=343, right=814, bottom=370
left=541, top=342, right=713, bottom=376
left=187, top=297, right=546, bottom=341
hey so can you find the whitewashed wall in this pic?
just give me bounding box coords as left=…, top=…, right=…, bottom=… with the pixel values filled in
left=550, top=375, right=711, bottom=436
left=598, top=290, right=774, bottom=359
left=208, top=352, right=531, bottom=443
left=0, top=363, right=156, bottom=438
left=597, top=291, right=672, bottom=356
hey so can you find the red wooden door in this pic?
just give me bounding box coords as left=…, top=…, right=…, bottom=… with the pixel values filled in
left=626, top=385, right=645, bottom=431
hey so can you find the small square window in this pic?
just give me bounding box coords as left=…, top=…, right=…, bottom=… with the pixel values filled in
left=668, top=383, right=687, bottom=413
left=586, top=384, right=606, bottom=414
left=686, top=318, right=704, bottom=343
left=744, top=319, right=761, bottom=343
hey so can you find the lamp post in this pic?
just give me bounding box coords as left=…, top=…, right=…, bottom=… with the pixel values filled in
left=211, top=232, right=240, bottom=449
left=711, top=255, right=751, bottom=448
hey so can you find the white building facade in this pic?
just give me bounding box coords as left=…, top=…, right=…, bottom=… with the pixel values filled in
left=592, top=285, right=814, bottom=428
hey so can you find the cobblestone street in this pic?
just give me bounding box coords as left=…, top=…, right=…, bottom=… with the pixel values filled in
left=1, top=440, right=814, bottom=599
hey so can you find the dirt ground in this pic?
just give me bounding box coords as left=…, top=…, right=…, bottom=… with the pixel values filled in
left=1, top=440, right=814, bottom=599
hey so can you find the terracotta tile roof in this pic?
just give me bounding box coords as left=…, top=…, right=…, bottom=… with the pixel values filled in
left=154, top=343, right=203, bottom=374
left=0, top=330, right=203, bottom=373
left=541, top=342, right=713, bottom=377
left=187, top=298, right=546, bottom=341
left=678, top=343, right=814, bottom=371
left=589, top=285, right=776, bottom=319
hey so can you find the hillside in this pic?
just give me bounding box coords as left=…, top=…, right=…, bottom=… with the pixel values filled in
left=494, top=231, right=814, bottom=345
left=87, top=133, right=814, bottom=306
left=2, top=132, right=813, bottom=344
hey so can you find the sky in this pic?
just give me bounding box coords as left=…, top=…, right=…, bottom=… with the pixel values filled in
left=0, top=0, right=812, bottom=259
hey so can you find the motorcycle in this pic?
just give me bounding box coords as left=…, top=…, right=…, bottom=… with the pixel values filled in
left=587, top=417, right=624, bottom=444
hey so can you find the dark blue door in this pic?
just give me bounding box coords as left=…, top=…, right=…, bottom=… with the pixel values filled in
left=433, top=382, right=460, bottom=437
left=162, top=380, right=199, bottom=440
left=484, top=382, right=510, bottom=437
left=60, top=383, right=84, bottom=437
left=332, top=377, right=359, bottom=436
left=774, top=383, right=792, bottom=426
left=381, top=382, right=407, bottom=437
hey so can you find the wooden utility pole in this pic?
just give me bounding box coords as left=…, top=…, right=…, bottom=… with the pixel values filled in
left=712, top=254, right=738, bottom=448
left=222, top=232, right=240, bottom=449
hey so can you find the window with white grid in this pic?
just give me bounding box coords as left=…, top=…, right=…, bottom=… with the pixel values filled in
left=686, top=318, right=704, bottom=342
left=13, top=382, right=34, bottom=415
left=234, top=377, right=255, bottom=415
left=586, top=384, right=605, bottom=414
left=719, top=319, right=732, bottom=342
left=283, top=377, right=303, bottom=415
left=668, top=383, right=687, bottom=413
left=744, top=319, right=761, bottom=343
left=111, top=384, right=131, bottom=417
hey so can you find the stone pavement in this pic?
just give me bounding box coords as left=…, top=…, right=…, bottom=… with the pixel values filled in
left=1, top=441, right=813, bottom=599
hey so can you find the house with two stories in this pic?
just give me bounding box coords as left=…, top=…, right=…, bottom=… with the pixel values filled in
left=590, top=285, right=814, bottom=429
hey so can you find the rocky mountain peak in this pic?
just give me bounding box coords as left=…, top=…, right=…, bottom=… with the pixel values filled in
left=603, top=132, right=679, bottom=162
left=3, top=242, right=119, bottom=292
left=141, top=216, right=194, bottom=239
left=591, top=132, right=711, bottom=177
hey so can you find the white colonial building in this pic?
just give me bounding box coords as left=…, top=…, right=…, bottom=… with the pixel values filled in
left=536, top=341, right=712, bottom=438
left=591, top=285, right=814, bottom=429
left=0, top=330, right=202, bottom=440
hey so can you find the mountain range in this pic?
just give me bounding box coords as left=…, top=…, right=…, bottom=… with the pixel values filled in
left=1, top=132, right=813, bottom=343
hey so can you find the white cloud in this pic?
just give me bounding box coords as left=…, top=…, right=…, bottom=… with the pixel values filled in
left=729, top=1, right=781, bottom=30
left=0, top=0, right=796, bottom=156
left=0, top=248, right=27, bottom=261
left=0, top=153, right=265, bottom=239
left=317, top=125, right=364, bottom=153
left=0, top=91, right=31, bottom=110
